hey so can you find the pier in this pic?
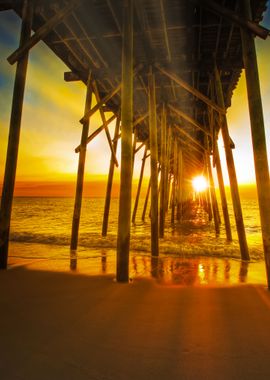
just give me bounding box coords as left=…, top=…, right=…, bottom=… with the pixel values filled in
left=0, top=0, right=270, bottom=287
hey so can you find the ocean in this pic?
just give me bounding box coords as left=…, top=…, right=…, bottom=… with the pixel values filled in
left=7, top=196, right=267, bottom=285
left=9, top=196, right=263, bottom=260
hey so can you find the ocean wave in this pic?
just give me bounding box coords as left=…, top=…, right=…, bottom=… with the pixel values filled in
left=9, top=231, right=264, bottom=261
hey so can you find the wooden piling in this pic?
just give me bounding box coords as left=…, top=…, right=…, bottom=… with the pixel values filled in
left=214, top=64, right=250, bottom=261
left=0, top=0, right=33, bottom=269
left=132, top=145, right=147, bottom=224
left=240, top=0, right=270, bottom=285
left=132, top=128, right=137, bottom=174
left=159, top=104, right=166, bottom=237
left=142, top=177, right=151, bottom=222
left=171, top=140, right=177, bottom=225
left=102, top=115, right=121, bottom=236
left=176, top=146, right=183, bottom=221
left=204, top=157, right=213, bottom=222
left=70, top=72, right=92, bottom=251
left=205, top=148, right=220, bottom=236
left=116, top=0, right=133, bottom=281
left=214, top=140, right=232, bottom=241
left=148, top=67, right=159, bottom=257
left=164, top=127, right=172, bottom=213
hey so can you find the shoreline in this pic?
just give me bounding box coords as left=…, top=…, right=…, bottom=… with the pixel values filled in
left=7, top=241, right=267, bottom=287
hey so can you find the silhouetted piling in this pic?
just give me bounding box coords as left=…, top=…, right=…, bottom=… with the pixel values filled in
left=241, top=0, right=270, bottom=285
left=116, top=0, right=133, bottom=281
left=0, top=0, right=33, bottom=268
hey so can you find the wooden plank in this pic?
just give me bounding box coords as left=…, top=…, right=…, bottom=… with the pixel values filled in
left=7, top=0, right=81, bottom=64
left=116, top=0, right=133, bottom=282
left=157, top=65, right=225, bottom=115
left=159, top=0, right=172, bottom=62
left=190, top=0, right=270, bottom=39
left=0, top=0, right=33, bottom=268
left=174, top=124, right=207, bottom=151
left=169, top=104, right=211, bottom=136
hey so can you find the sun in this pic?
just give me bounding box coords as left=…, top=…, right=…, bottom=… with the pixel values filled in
left=192, top=175, right=208, bottom=193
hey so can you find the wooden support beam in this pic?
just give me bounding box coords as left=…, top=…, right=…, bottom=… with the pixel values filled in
left=176, top=145, right=183, bottom=221
left=0, top=0, right=33, bottom=269
left=148, top=68, right=159, bottom=257
left=156, top=64, right=225, bottom=115
left=205, top=140, right=220, bottom=236
left=133, top=111, right=149, bottom=127
left=159, top=104, right=167, bottom=237
left=71, top=11, right=107, bottom=69
left=142, top=177, right=151, bottom=222
left=214, top=64, right=250, bottom=261
left=190, top=0, right=270, bottom=40
left=76, top=111, right=146, bottom=153
left=70, top=73, right=92, bottom=251
left=80, top=64, right=142, bottom=125
left=80, top=84, right=121, bottom=124
left=159, top=0, right=172, bottom=62
left=164, top=126, right=172, bottom=213
left=75, top=114, right=116, bottom=153
left=204, top=159, right=213, bottom=222
left=241, top=0, right=270, bottom=287
left=7, top=0, right=81, bottom=65
left=106, top=0, right=122, bottom=33
left=134, top=0, right=155, bottom=62
left=64, top=71, right=81, bottom=82
left=132, top=145, right=148, bottom=224
left=135, top=141, right=145, bottom=154
left=116, top=0, right=133, bottom=282
left=102, top=115, right=121, bottom=236
left=61, top=15, right=100, bottom=69
left=171, top=139, right=177, bottom=225
left=92, top=81, right=119, bottom=167
left=183, top=152, right=202, bottom=172
left=176, top=132, right=204, bottom=156
left=174, top=124, right=207, bottom=152
left=214, top=139, right=232, bottom=241
left=169, top=104, right=211, bottom=136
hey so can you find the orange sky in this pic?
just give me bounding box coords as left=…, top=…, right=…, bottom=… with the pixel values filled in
left=0, top=10, right=270, bottom=197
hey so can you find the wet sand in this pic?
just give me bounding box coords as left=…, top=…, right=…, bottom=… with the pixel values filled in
left=1, top=249, right=270, bottom=380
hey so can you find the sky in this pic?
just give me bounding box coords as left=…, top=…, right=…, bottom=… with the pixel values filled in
left=0, top=5, right=270, bottom=196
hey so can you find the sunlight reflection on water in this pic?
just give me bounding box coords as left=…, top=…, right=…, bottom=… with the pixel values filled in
left=8, top=242, right=267, bottom=287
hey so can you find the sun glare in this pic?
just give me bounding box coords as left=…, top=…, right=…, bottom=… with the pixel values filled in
left=192, top=175, right=208, bottom=193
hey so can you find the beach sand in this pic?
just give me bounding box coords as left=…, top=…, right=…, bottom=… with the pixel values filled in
left=1, top=250, right=270, bottom=380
